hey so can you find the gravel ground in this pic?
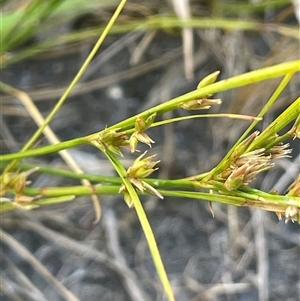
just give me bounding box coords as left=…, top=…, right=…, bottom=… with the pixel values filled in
left=1, top=2, right=299, bottom=301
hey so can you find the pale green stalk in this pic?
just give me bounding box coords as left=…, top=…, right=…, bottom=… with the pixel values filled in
left=1, top=61, right=298, bottom=162
left=104, top=150, right=176, bottom=301
left=233, top=72, right=295, bottom=147
left=249, top=96, right=300, bottom=150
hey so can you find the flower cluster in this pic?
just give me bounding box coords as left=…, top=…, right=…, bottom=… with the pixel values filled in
left=129, top=113, right=156, bottom=152
left=180, top=71, right=221, bottom=110
left=94, top=129, right=128, bottom=156
left=119, top=151, right=163, bottom=207
left=0, top=168, right=39, bottom=207
left=222, top=149, right=274, bottom=191
left=216, top=131, right=292, bottom=191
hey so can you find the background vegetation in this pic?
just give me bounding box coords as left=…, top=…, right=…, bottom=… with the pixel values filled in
left=1, top=1, right=299, bottom=300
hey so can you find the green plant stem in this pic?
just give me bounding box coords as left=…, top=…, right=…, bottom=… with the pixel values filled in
left=0, top=131, right=87, bottom=161
left=3, top=184, right=298, bottom=222
left=24, top=184, right=119, bottom=197
left=159, top=189, right=300, bottom=221
left=106, top=60, right=300, bottom=131
left=9, top=163, right=123, bottom=184
left=249, top=97, right=300, bottom=149
left=145, top=113, right=261, bottom=132
left=1, top=61, right=299, bottom=162
left=0, top=196, right=76, bottom=211
left=17, top=185, right=299, bottom=207
left=0, top=162, right=207, bottom=189
left=230, top=72, right=295, bottom=151
left=103, top=150, right=175, bottom=301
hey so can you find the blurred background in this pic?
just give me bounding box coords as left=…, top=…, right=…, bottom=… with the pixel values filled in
left=1, top=1, right=300, bottom=300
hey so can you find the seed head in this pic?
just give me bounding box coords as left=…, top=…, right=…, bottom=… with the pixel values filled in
left=95, top=129, right=128, bottom=156
left=127, top=151, right=160, bottom=178
left=129, top=114, right=156, bottom=152
left=119, top=151, right=163, bottom=207
left=180, top=98, right=221, bottom=110
left=266, top=143, right=292, bottom=159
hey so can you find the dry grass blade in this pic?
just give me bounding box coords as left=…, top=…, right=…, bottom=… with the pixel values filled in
left=81, top=30, right=145, bottom=82
left=1, top=252, right=47, bottom=301
left=252, top=210, right=269, bottom=301
left=3, top=217, right=148, bottom=301
left=0, top=228, right=80, bottom=301
left=172, top=0, right=194, bottom=80
left=203, top=283, right=252, bottom=299
left=0, top=277, right=25, bottom=301
left=130, top=30, right=157, bottom=65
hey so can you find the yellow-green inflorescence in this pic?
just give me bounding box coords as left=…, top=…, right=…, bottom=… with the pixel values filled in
left=0, top=167, right=39, bottom=208
left=129, top=113, right=156, bottom=152
left=91, top=114, right=161, bottom=207
left=119, top=151, right=163, bottom=208
left=180, top=71, right=222, bottom=111
left=94, top=128, right=129, bottom=156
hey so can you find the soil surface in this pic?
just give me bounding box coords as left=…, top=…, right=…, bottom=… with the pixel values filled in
left=1, top=2, right=299, bottom=301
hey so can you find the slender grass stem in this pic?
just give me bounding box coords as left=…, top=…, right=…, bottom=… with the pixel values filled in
left=104, top=150, right=175, bottom=301
left=1, top=61, right=299, bottom=162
